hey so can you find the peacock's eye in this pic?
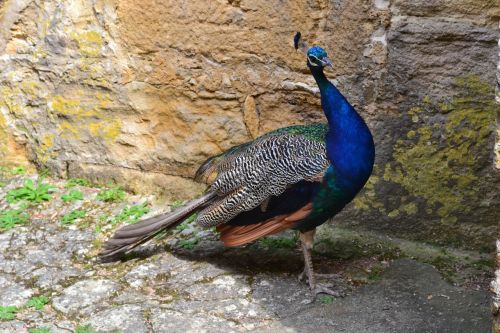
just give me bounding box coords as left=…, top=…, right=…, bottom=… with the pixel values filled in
left=308, top=55, right=320, bottom=66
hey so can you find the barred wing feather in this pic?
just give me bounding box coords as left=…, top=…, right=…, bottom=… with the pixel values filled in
left=194, top=129, right=330, bottom=228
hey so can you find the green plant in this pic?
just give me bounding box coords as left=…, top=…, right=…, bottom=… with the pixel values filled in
left=175, top=213, right=198, bottom=231
left=0, top=181, right=6, bottom=188
left=178, top=239, right=198, bottom=249
left=75, top=324, right=96, bottom=333
left=96, top=186, right=125, bottom=202
left=111, top=202, right=149, bottom=225
left=318, top=295, right=334, bottom=304
left=28, top=327, right=52, bottom=333
left=472, top=258, right=495, bottom=269
left=170, top=200, right=184, bottom=209
left=65, top=178, right=90, bottom=188
left=26, top=295, right=49, bottom=310
left=0, top=305, right=18, bottom=320
left=6, top=179, right=55, bottom=203
left=61, top=189, right=83, bottom=203
left=0, top=207, right=29, bottom=231
left=94, top=213, right=109, bottom=233
left=61, top=209, right=86, bottom=225
left=367, top=265, right=385, bottom=282
left=175, top=221, right=189, bottom=232
left=11, top=166, right=26, bottom=175
left=259, top=235, right=297, bottom=249
left=39, top=168, right=50, bottom=178
left=184, top=212, right=197, bottom=224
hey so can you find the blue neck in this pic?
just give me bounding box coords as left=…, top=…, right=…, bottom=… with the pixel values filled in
left=309, top=65, right=375, bottom=193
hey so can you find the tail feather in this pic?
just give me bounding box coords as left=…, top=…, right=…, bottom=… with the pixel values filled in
left=99, top=192, right=216, bottom=260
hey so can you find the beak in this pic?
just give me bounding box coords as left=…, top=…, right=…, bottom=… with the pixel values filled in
left=321, top=57, right=333, bottom=68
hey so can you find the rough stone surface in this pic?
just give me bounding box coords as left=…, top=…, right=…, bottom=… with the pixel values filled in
left=493, top=239, right=500, bottom=332
left=0, top=275, right=33, bottom=307
left=0, top=0, right=497, bottom=250
left=150, top=308, right=238, bottom=333
left=52, top=279, right=120, bottom=315
left=262, top=260, right=491, bottom=333
left=86, top=305, right=149, bottom=333
left=0, top=174, right=495, bottom=332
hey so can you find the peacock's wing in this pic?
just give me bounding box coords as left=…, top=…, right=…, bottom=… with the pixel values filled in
left=194, top=124, right=330, bottom=228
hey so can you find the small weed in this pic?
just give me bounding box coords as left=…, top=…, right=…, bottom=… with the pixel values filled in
left=75, top=324, right=96, bottom=333
left=0, top=207, right=29, bottom=231
left=111, top=202, right=149, bottom=225
left=39, top=168, right=51, bottom=178
left=184, top=212, right=197, bottom=224
left=0, top=305, right=18, bottom=320
left=175, top=222, right=189, bottom=232
left=94, top=213, right=110, bottom=233
left=28, top=327, right=52, bottom=333
left=178, top=239, right=198, bottom=249
left=170, top=200, right=184, bottom=209
left=472, top=258, right=494, bottom=269
left=0, top=181, right=6, bottom=187
left=61, top=209, right=86, bottom=225
left=424, top=255, right=458, bottom=283
left=61, top=189, right=84, bottom=203
left=65, top=178, right=90, bottom=188
left=318, top=295, right=334, bottom=304
left=96, top=186, right=125, bottom=202
left=26, top=295, right=49, bottom=310
left=11, top=166, right=26, bottom=175
left=259, top=235, right=297, bottom=249
left=6, top=179, right=55, bottom=203
left=175, top=213, right=198, bottom=232
left=367, top=265, right=385, bottom=281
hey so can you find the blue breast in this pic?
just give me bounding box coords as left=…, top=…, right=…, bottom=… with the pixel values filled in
left=295, top=65, right=375, bottom=230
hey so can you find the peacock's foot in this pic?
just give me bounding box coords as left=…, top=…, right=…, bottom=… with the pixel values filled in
left=298, top=268, right=346, bottom=299
left=313, top=283, right=345, bottom=299
left=298, top=230, right=346, bottom=300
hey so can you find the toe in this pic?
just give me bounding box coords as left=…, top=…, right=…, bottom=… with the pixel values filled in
left=314, top=284, right=346, bottom=298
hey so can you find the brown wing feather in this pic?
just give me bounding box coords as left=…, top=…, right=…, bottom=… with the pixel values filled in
left=216, top=203, right=313, bottom=247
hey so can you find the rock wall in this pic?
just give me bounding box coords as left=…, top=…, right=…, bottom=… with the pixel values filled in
left=0, top=0, right=498, bottom=250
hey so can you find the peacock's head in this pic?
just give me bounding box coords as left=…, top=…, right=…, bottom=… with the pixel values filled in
left=306, top=46, right=332, bottom=68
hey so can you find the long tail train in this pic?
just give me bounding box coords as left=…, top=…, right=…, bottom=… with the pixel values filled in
left=99, top=191, right=216, bottom=261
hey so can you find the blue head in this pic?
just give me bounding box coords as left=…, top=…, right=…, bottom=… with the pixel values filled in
left=306, top=46, right=332, bottom=69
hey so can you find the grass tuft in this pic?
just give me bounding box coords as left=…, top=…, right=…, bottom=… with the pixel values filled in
left=61, top=209, right=86, bottom=225
left=96, top=186, right=125, bottom=202
left=318, top=295, right=334, bottom=304
left=75, top=324, right=97, bottom=333
left=0, top=207, right=29, bottom=231
left=6, top=179, right=55, bottom=203
left=111, top=202, right=149, bottom=225
left=65, top=178, right=90, bottom=188
left=0, top=305, right=18, bottom=321
left=26, top=295, right=49, bottom=310
left=259, top=235, right=298, bottom=249
left=178, top=239, right=198, bottom=249
left=29, top=327, right=52, bottom=333
left=61, top=189, right=84, bottom=203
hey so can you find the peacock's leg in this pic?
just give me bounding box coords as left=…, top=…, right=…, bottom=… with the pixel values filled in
left=299, top=229, right=345, bottom=298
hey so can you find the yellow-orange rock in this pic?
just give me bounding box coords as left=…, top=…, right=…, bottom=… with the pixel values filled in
left=0, top=0, right=498, bottom=250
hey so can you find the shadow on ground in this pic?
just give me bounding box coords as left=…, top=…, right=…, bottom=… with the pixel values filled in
left=0, top=174, right=493, bottom=332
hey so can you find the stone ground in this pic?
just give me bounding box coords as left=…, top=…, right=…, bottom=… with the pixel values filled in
left=0, top=171, right=495, bottom=333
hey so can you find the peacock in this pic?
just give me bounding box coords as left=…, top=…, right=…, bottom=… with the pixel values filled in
left=99, top=33, right=375, bottom=297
